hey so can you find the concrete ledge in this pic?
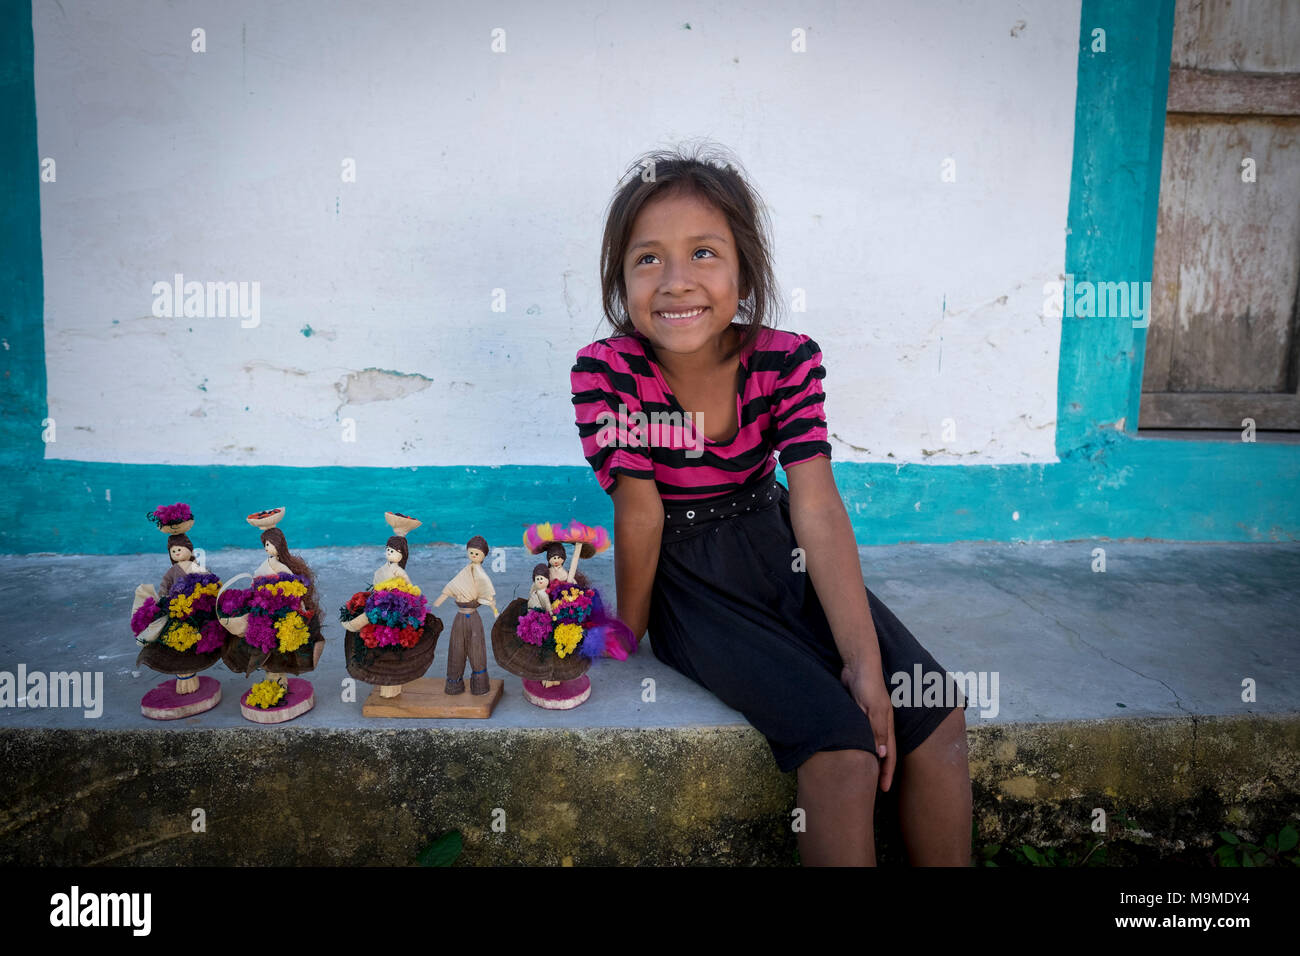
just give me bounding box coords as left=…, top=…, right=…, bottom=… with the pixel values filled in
left=2, top=714, right=1298, bottom=865
left=2, top=542, right=1298, bottom=864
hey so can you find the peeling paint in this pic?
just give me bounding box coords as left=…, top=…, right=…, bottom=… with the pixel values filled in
left=334, top=367, right=434, bottom=409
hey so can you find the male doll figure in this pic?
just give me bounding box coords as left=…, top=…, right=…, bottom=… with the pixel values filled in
left=434, top=535, right=498, bottom=695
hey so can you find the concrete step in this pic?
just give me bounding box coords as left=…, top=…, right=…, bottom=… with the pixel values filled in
left=2, top=542, right=1297, bottom=864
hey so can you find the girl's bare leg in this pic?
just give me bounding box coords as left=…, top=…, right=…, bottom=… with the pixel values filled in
left=894, top=707, right=972, bottom=865
left=795, top=748, right=879, bottom=866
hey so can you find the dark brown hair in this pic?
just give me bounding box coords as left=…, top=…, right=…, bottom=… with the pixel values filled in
left=466, top=534, right=489, bottom=556
left=260, top=528, right=316, bottom=615
left=532, top=563, right=550, bottom=583
left=544, top=541, right=567, bottom=562
left=599, top=141, right=781, bottom=363
left=385, top=535, right=409, bottom=569
left=166, top=533, right=194, bottom=563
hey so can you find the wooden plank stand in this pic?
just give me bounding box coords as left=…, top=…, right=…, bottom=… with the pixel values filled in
left=361, top=677, right=504, bottom=718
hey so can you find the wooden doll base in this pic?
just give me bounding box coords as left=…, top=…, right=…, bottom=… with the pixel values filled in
left=240, top=677, right=315, bottom=723
left=522, top=675, right=590, bottom=710
left=361, top=677, right=504, bottom=718
left=141, top=675, right=222, bottom=720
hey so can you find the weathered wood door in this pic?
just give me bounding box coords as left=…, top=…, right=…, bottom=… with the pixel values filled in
left=1141, top=0, right=1300, bottom=429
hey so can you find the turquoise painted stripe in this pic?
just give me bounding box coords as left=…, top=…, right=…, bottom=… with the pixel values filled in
left=1, top=0, right=1296, bottom=554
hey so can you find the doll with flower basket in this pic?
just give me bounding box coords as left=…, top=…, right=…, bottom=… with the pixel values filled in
left=338, top=511, right=445, bottom=713
left=216, top=507, right=325, bottom=722
left=129, top=503, right=229, bottom=719
left=490, top=521, right=636, bottom=709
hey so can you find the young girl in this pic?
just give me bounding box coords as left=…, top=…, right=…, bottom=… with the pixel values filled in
left=569, top=145, right=972, bottom=866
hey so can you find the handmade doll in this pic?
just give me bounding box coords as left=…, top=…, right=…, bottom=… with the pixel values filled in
left=542, top=541, right=593, bottom=590
left=527, top=564, right=553, bottom=614
left=217, top=508, right=324, bottom=722
left=129, top=503, right=227, bottom=719
left=491, top=521, right=635, bottom=709
left=339, top=511, right=443, bottom=703
left=432, top=535, right=498, bottom=695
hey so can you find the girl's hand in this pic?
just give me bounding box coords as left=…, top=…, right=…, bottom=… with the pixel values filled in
left=840, top=663, right=896, bottom=792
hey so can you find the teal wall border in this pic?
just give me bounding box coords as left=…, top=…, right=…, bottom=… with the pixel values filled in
left=1, top=0, right=1296, bottom=555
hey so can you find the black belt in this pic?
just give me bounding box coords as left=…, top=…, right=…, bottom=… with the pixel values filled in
left=661, top=471, right=782, bottom=535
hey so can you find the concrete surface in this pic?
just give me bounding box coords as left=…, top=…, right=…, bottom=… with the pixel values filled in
left=2, top=542, right=1298, bottom=865
left=1, top=541, right=1297, bottom=730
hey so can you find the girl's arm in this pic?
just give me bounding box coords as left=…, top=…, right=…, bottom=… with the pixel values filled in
left=610, top=474, right=665, bottom=643
left=785, top=455, right=897, bottom=791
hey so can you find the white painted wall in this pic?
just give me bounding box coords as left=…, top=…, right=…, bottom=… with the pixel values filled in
left=35, top=0, right=1078, bottom=467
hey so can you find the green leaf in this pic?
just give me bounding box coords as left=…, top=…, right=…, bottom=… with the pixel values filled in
left=1241, top=852, right=1255, bottom=867
left=1218, top=830, right=1240, bottom=845
left=1215, top=845, right=1237, bottom=867
left=1278, top=826, right=1298, bottom=852
left=417, top=830, right=464, bottom=867
left=1265, top=834, right=1277, bottom=849
left=1022, top=845, right=1043, bottom=865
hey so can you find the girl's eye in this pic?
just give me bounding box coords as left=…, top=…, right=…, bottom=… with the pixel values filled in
left=636, top=248, right=715, bottom=265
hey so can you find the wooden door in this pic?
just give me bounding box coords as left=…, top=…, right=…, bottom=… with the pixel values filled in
left=1141, top=0, right=1300, bottom=430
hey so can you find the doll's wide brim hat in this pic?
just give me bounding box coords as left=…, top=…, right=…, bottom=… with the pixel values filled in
left=490, top=598, right=591, bottom=682
left=344, top=612, right=443, bottom=685
left=523, top=521, right=610, bottom=561
left=136, top=641, right=222, bottom=676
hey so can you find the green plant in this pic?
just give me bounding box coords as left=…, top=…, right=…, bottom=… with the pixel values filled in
left=1214, top=825, right=1299, bottom=867
left=417, top=830, right=464, bottom=866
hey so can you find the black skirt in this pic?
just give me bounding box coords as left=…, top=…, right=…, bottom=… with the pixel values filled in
left=648, top=468, right=966, bottom=774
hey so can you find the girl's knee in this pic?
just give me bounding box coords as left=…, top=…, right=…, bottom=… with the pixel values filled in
left=801, top=747, right=880, bottom=787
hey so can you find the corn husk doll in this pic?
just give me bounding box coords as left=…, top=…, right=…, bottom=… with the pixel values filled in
left=129, top=503, right=228, bottom=719
left=490, top=521, right=636, bottom=709
left=339, top=511, right=443, bottom=700
left=216, top=507, right=325, bottom=722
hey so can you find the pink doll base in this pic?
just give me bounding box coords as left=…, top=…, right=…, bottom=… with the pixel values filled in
left=140, top=675, right=222, bottom=720
left=521, top=675, right=591, bottom=710
left=239, top=677, right=315, bottom=724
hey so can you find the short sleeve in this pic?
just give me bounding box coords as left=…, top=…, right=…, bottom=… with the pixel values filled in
left=771, top=335, right=831, bottom=469
left=570, top=345, right=656, bottom=493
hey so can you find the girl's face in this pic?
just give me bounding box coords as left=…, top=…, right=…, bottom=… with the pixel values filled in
left=385, top=546, right=401, bottom=563
left=170, top=544, right=191, bottom=562
left=548, top=553, right=563, bottom=568
left=623, top=189, right=746, bottom=363
left=263, top=540, right=277, bottom=557
left=467, top=547, right=485, bottom=565
left=534, top=574, right=548, bottom=589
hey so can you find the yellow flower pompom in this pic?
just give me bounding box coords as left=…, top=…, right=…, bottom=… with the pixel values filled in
left=264, top=579, right=307, bottom=599
left=553, top=623, right=583, bottom=659
left=246, top=678, right=287, bottom=709
left=276, top=611, right=310, bottom=653
left=162, top=623, right=201, bottom=652
left=375, top=576, right=421, bottom=595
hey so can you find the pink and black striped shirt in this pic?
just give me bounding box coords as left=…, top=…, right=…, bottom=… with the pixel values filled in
left=570, top=325, right=832, bottom=501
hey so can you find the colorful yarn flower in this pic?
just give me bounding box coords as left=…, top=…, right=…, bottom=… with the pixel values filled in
left=169, top=580, right=219, bottom=618
left=374, top=576, right=421, bottom=595
left=246, top=678, right=287, bottom=709
left=131, top=597, right=161, bottom=635
left=516, top=609, right=553, bottom=646
left=147, top=503, right=193, bottom=529
left=276, top=611, right=310, bottom=653
left=243, top=613, right=278, bottom=654
left=195, top=619, right=226, bottom=654
left=162, top=623, right=201, bottom=652
left=553, top=623, right=584, bottom=659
